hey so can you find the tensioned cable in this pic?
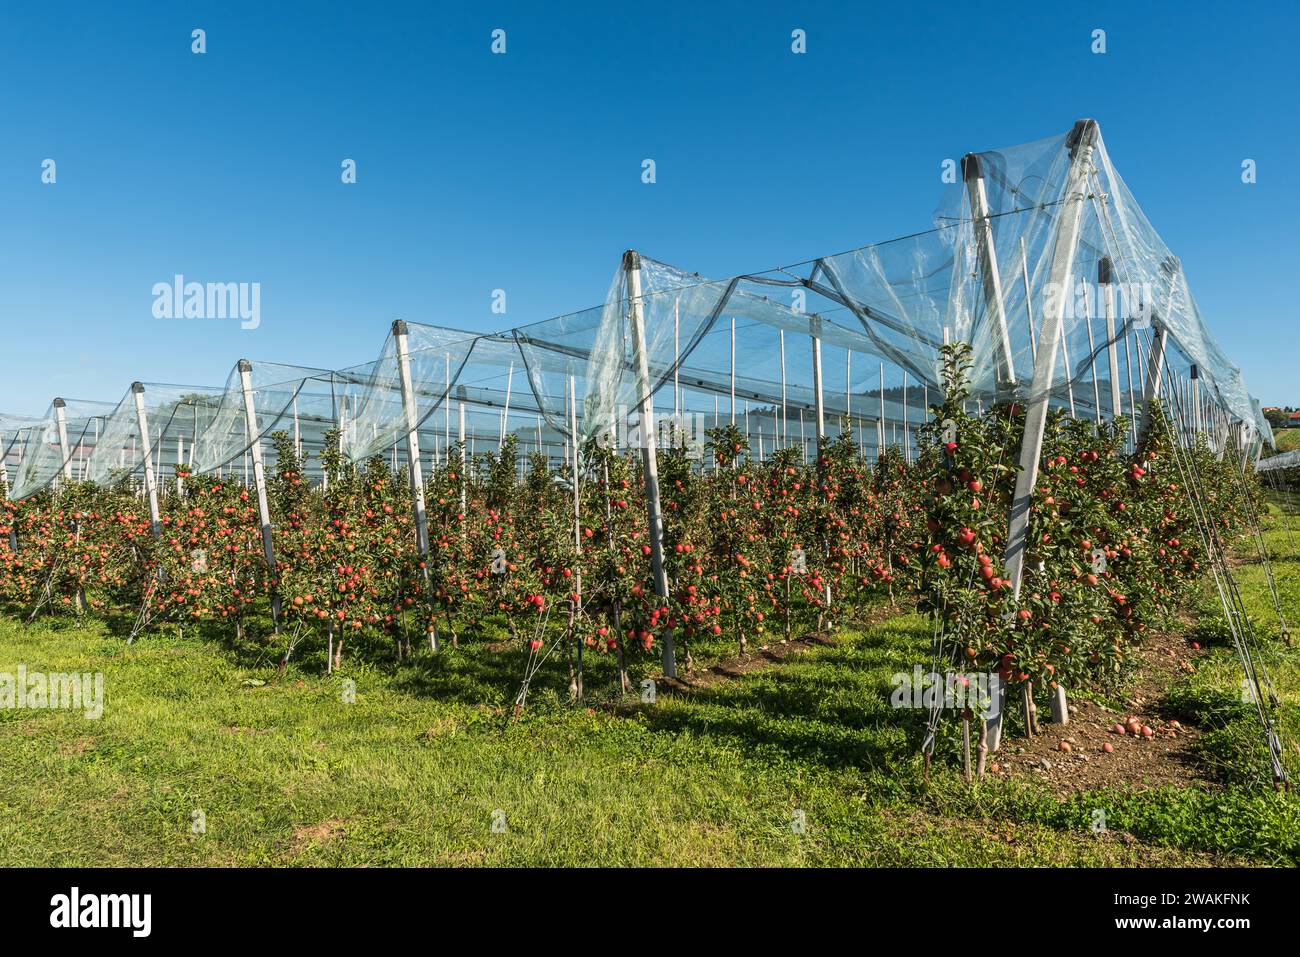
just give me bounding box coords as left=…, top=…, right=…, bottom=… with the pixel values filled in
left=1085, top=169, right=1286, bottom=786
left=1152, top=346, right=1287, bottom=786
left=1222, top=426, right=1291, bottom=644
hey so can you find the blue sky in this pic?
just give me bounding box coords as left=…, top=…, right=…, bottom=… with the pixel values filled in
left=1, top=0, right=1296, bottom=413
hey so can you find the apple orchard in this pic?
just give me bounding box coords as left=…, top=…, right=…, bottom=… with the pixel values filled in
left=0, top=346, right=1259, bottom=770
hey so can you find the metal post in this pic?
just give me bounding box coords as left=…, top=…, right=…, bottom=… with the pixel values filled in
left=393, top=321, right=435, bottom=650
left=993, top=119, right=1098, bottom=751
left=674, top=297, right=681, bottom=419
left=845, top=350, right=852, bottom=428
left=53, top=398, right=72, bottom=482
left=779, top=329, right=787, bottom=445
left=1142, top=320, right=1167, bottom=437
left=878, top=363, right=886, bottom=454
left=130, top=385, right=162, bottom=539
left=1191, top=366, right=1201, bottom=437
left=963, top=153, right=1017, bottom=391
left=1020, top=237, right=1037, bottom=355
left=0, top=447, right=14, bottom=552
left=1060, top=329, right=1077, bottom=418
left=237, top=362, right=280, bottom=631
left=1100, top=258, right=1122, bottom=422
left=625, top=251, right=676, bottom=677
left=457, top=392, right=467, bottom=513
left=569, top=373, right=584, bottom=697
left=1084, top=310, right=1102, bottom=425
left=811, top=323, right=825, bottom=442
left=902, top=372, right=910, bottom=463
left=500, top=361, right=514, bottom=448
left=1124, top=330, right=1138, bottom=449
left=730, top=316, right=736, bottom=424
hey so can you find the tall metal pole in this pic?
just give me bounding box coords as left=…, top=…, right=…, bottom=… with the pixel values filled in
left=811, top=322, right=826, bottom=442
left=994, top=119, right=1098, bottom=750
left=729, top=316, right=736, bottom=425
left=457, top=390, right=467, bottom=514
left=674, top=297, right=681, bottom=420
left=902, top=372, right=910, bottom=463
left=1192, top=365, right=1201, bottom=437
left=500, top=361, right=514, bottom=448
left=569, top=373, right=584, bottom=697
left=625, top=251, right=676, bottom=677
left=0, top=445, right=14, bottom=552
left=963, top=153, right=1017, bottom=391
left=392, top=321, right=435, bottom=650
left=176, top=435, right=185, bottom=498
left=1084, top=312, right=1102, bottom=425
left=1020, top=237, right=1038, bottom=355
left=237, top=362, right=280, bottom=631
left=1060, top=331, right=1077, bottom=418
left=879, top=363, right=886, bottom=455
left=130, top=385, right=162, bottom=540
left=1124, top=330, right=1138, bottom=449
left=53, top=398, right=72, bottom=482
left=1100, top=258, right=1122, bottom=423
left=779, top=330, right=787, bottom=445
left=1141, top=320, right=1167, bottom=437
left=845, top=350, right=852, bottom=428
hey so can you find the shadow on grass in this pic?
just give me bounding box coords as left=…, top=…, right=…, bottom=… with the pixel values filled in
left=625, top=622, right=933, bottom=772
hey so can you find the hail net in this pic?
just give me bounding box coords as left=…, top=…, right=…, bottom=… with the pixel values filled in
left=0, top=122, right=1273, bottom=500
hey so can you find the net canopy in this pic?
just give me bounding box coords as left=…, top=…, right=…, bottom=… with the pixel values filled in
left=0, top=120, right=1273, bottom=500
left=186, top=360, right=364, bottom=480
left=82, top=382, right=225, bottom=486
left=340, top=319, right=597, bottom=466
left=5, top=398, right=116, bottom=500
left=1257, top=449, right=1300, bottom=473
left=582, top=122, right=1269, bottom=452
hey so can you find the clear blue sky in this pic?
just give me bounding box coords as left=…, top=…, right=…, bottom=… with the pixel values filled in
left=1, top=0, right=1295, bottom=413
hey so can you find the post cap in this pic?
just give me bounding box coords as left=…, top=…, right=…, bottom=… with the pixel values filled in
left=131, top=382, right=145, bottom=394
left=52, top=397, right=66, bottom=408
left=238, top=359, right=253, bottom=373
left=960, top=153, right=983, bottom=182
left=622, top=249, right=641, bottom=271
left=1066, top=119, right=1099, bottom=157
left=392, top=319, right=408, bottom=336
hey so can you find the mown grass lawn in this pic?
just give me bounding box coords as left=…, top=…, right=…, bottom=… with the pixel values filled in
left=1, top=510, right=1297, bottom=866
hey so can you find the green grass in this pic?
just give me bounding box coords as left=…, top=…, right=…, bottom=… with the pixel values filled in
left=1273, top=429, right=1300, bottom=452
left=1, top=512, right=1298, bottom=866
